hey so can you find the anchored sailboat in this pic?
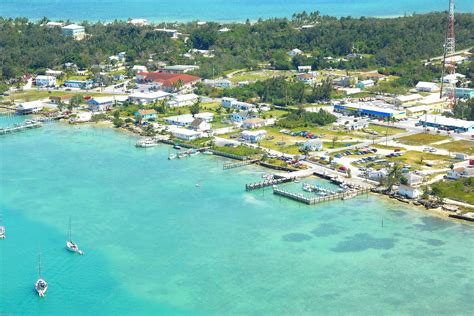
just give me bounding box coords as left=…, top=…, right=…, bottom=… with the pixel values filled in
left=66, top=217, right=84, bottom=255
left=0, top=208, right=5, bottom=239
left=35, top=252, right=48, bottom=297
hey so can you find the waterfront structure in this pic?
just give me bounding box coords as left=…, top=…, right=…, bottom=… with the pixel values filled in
left=357, top=79, right=375, bottom=89
left=301, top=139, right=323, bottom=151
left=164, top=113, right=213, bottom=126
left=398, top=184, right=423, bottom=199
left=88, top=96, right=127, bottom=112
left=34, top=75, right=56, bottom=87
left=136, top=72, right=201, bottom=92
left=135, top=109, right=157, bottom=121
left=415, top=81, right=439, bottom=92
left=166, top=94, right=199, bottom=108
left=419, top=115, right=474, bottom=132
left=64, top=80, right=93, bottom=89
left=62, top=24, right=86, bottom=39
left=406, top=173, right=423, bottom=186
left=17, top=101, right=44, bottom=114
left=241, top=130, right=267, bottom=143
left=128, top=91, right=170, bottom=105
left=171, top=128, right=202, bottom=141
left=221, top=97, right=256, bottom=111
left=334, top=103, right=406, bottom=119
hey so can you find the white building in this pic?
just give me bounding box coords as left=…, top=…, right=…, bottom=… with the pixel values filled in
left=415, top=81, right=439, bottom=92
left=242, top=118, right=266, bottom=129
left=203, top=79, right=232, bottom=88
left=45, top=21, right=64, bottom=28
left=164, top=112, right=214, bottom=126
left=221, top=97, right=256, bottom=111
left=129, top=19, right=149, bottom=26
left=442, top=73, right=466, bottom=84
left=128, top=91, right=170, bottom=105
left=45, top=70, right=63, bottom=77
left=405, top=173, right=423, bottom=186
left=298, top=66, right=312, bottom=73
left=171, top=128, right=202, bottom=141
left=368, top=169, right=388, bottom=181
left=398, top=184, right=423, bottom=199
left=166, top=94, right=199, bottom=108
left=188, top=118, right=212, bottom=131
left=345, top=120, right=369, bottom=130
left=62, top=24, right=86, bottom=39
left=132, top=65, right=147, bottom=73
left=154, top=28, right=181, bottom=39
left=88, top=96, right=128, bottom=112
left=395, top=94, right=423, bottom=105
left=288, top=48, right=303, bottom=57
left=17, top=101, right=44, bottom=114
left=35, top=75, right=56, bottom=87
left=447, top=167, right=474, bottom=180
left=296, top=73, right=316, bottom=85
left=419, top=115, right=474, bottom=133
left=301, top=139, right=323, bottom=151
left=241, top=130, right=267, bottom=143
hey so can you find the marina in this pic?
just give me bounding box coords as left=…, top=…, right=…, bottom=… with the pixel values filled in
left=0, top=120, right=42, bottom=135
left=273, top=186, right=369, bottom=205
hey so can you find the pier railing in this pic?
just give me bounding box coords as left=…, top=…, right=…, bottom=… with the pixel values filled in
left=245, top=176, right=295, bottom=191
left=0, top=122, right=42, bottom=135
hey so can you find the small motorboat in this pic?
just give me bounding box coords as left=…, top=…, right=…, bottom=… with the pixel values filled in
left=66, top=217, right=84, bottom=255
left=35, top=253, right=48, bottom=297
left=0, top=225, right=5, bottom=239
left=136, top=138, right=158, bottom=148
left=173, top=145, right=182, bottom=150
left=168, top=154, right=177, bottom=160
left=202, top=151, right=213, bottom=155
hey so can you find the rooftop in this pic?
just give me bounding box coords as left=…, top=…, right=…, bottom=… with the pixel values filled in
left=420, top=115, right=474, bottom=129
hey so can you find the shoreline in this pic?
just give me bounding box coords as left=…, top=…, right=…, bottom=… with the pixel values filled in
left=67, top=119, right=474, bottom=226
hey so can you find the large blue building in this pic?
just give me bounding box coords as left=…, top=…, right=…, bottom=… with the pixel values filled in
left=334, top=103, right=406, bottom=119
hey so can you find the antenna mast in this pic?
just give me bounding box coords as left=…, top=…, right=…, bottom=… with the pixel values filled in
left=440, top=0, right=456, bottom=108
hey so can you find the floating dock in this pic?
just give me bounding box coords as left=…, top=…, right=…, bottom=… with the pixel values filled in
left=245, top=176, right=295, bottom=191
left=273, top=186, right=369, bottom=205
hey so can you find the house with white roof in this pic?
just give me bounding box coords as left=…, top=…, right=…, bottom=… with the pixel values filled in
left=288, top=48, right=303, bottom=57
left=419, top=115, right=474, bottom=132
left=45, top=69, right=63, bottom=77
left=62, top=24, right=85, bottom=39
left=242, top=118, right=266, bottom=129
left=415, top=81, right=439, bottom=92
left=128, top=91, right=170, bottom=105
left=171, top=128, right=202, bottom=141
left=221, top=97, right=256, bottom=111
left=405, top=173, right=423, bottom=186
left=398, top=184, right=423, bottom=199
left=447, top=167, right=474, bottom=180
left=132, top=65, right=147, bottom=73
left=442, top=73, right=466, bottom=84
left=301, top=139, right=323, bottom=151
left=88, top=96, right=128, bottom=112
left=298, top=66, right=312, bottom=73
left=166, top=94, right=199, bottom=108
left=188, top=118, right=211, bottom=131
left=203, top=79, right=232, bottom=88
left=241, top=130, right=267, bottom=143
left=129, top=19, right=149, bottom=26
left=395, top=94, right=423, bottom=106
left=164, top=112, right=214, bottom=126
left=17, top=101, right=44, bottom=114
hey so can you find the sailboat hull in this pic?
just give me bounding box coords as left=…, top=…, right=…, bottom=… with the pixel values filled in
left=35, top=279, right=48, bottom=297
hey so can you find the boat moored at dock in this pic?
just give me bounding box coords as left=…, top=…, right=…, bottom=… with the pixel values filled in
left=136, top=138, right=158, bottom=148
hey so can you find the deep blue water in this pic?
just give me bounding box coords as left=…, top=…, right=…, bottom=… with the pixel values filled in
left=1, top=0, right=473, bottom=22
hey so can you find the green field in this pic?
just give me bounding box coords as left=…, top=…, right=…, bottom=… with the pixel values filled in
left=5, top=90, right=113, bottom=102
left=372, top=144, right=407, bottom=151
left=435, top=140, right=474, bottom=155
left=430, top=178, right=474, bottom=205
left=396, top=133, right=449, bottom=146
left=390, top=150, right=452, bottom=168
left=212, top=145, right=262, bottom=157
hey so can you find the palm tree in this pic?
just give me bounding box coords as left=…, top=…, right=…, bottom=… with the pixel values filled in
left=385, top=163, right=403, bottom=193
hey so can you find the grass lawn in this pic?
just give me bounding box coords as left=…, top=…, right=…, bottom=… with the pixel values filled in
left=6, top=90, right=113, bottom=102
left=229, top=70, right=292, bottom=83
left=212, top=145, right=262, bottom=157
left=261, top=109, right=288, bottom=119
left=396, top=133, right=449, bottom=146
left=435, top=140, right=474, bottom=155
left=366, top=124, right=406, bottom=136
left=430, top=178, right=474, bottom=204
left=372, top=144, right=407, bottom=151
left=390, top=150, right=453, bottom=169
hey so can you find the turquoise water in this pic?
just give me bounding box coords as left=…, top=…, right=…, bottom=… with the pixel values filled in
left=1, top=121, right=473, bottom=315
left=1, top=0, right=473, bottom=22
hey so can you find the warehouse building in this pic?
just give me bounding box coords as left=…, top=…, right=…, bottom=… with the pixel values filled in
left=419, top=115, right=474, bottom=133
left=334, top=103, right=406, bottom=119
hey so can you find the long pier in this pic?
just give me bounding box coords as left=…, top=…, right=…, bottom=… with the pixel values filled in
left=223, top=159, right=259, bottom=170
left=273, top=186, right=370, bottom=205
left=245, top=176, right=295, bottom=191
left=0, top=122, right=42, bottom=135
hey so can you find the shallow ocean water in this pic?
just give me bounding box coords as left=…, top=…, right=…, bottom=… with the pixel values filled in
left=0, top=122, right=473, bottom=315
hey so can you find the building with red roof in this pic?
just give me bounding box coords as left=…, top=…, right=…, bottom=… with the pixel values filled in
left=136, top=72, right=201, bottom=92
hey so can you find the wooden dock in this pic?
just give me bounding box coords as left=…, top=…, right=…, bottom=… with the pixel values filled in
left=0, top=122, right=42, bottom=135
left=273, top=186, right=370, bottom=205
left=245, top=176, right=295, bottom=191
left=223, top=159, right=259, bottom=170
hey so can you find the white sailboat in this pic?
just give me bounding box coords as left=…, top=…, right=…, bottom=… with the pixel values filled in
left=66, top=217, right=84, bottom=255
left=0, top=210, right=5, bottom=239
left=35, top=252, right=48, bottom=297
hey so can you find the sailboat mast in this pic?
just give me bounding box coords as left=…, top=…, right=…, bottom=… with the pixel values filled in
left=38, top=252, right=42, bottom=278
left=68, top=216, right=72, bottom=240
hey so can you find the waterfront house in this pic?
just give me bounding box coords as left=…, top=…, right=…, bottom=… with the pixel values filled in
left=368, top=169, right=388, bottom=181
left=301, top=139, right=323, bottom=151
left=62, top=24, right=86, bottom=40
left=171, top=128, right=202, bottom=141
left=241, top=130, right=267, bottom=143
left=357, top=80, right=375, bottom=89
left=164, top=113, right=214, bottom=126
left=398, top=184, right=422, bottom=199
left=128, top=91, right=170, bottom=105
left=136, top=72, right=201, bottom=93
left=17, top=101, right=44, bottom=114
left=242, top=118, right=266, bottom=129
left=34, top=75, right=56, bottom=87
left=406, top=173, right=423, bottom=186
left=135, top=109, right=157, bottom=121
left=87, top=96, right=127, bottom=112
left=166, top=94, right=199, bottom=108
left=415, top=81, right=439, bottom=93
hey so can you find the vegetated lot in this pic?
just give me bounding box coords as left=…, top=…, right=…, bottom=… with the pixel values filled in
left=430, top=178, right=474, bottom=205
left=435, top=140, right=474, bottom=155
left=372, top=144, right=407, bottom=151
left=212, top=145, right=262, bottom=157
left=390, top=150, right=452, bottom=169
left=396, top=133, right=449, bottom=146
left=229, top=70, right=293, bottom=83
left=5, top=90, right=110, bottom=102
left=366, top=124, right=406, bottom=136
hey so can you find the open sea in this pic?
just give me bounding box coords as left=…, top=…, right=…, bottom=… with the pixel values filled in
left=0, top=0, right=473, bottom=22
left=0, top=118, right=473, bottom=315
